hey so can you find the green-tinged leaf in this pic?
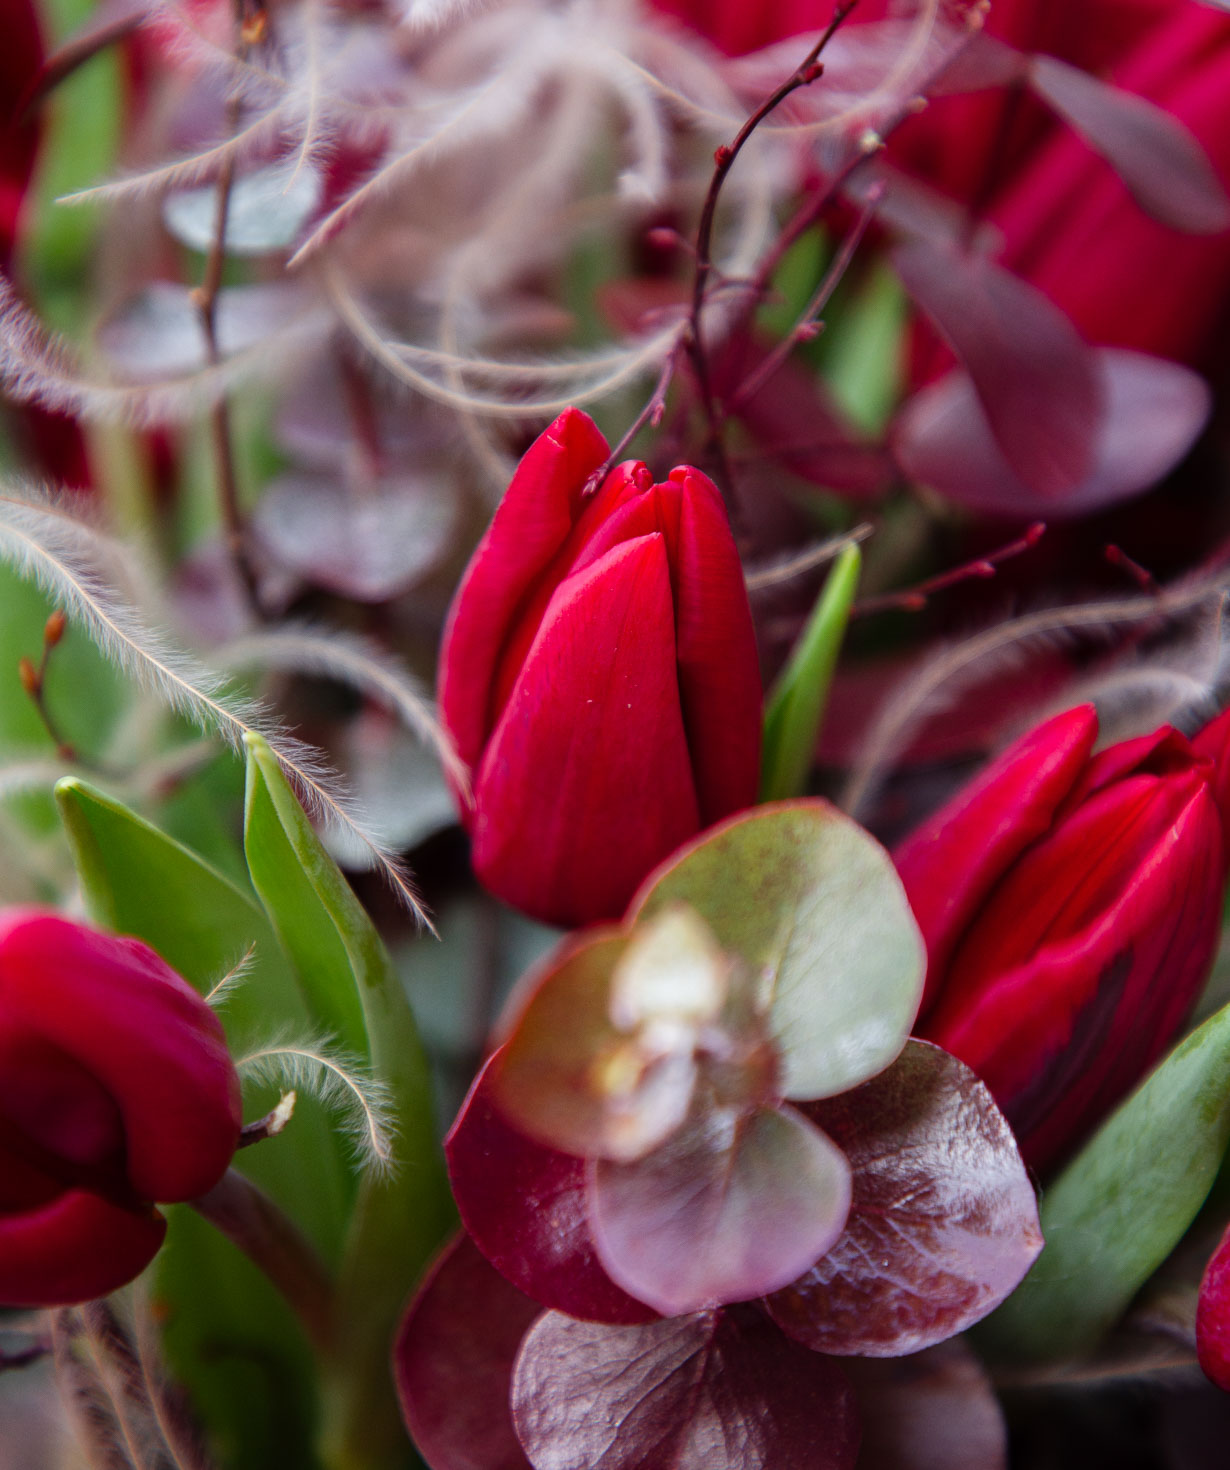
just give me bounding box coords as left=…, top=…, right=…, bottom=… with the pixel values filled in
left=629, top=801, right=924, bottom=1101
left=760, top=544, right=860, bottom=803
left=242, top=734, right=452, bottom=1469
left=55, top=778, right=352, bottom=1470
left=820, top=262, right=908, bottom=435
left=156, top=1207, right=320, bottom=1470
left=981, top=1000, right=1230, bottom=1362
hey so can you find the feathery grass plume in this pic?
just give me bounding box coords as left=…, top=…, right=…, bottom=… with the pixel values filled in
left=0, top=759, right=69, bottom=802
left=236, top=1037, right=396, bottom=1175
left=0, top=486, right=431, bottom=924
left=745, top=526, right=875, bottom=593
left=841, top=572, right=1230, bottom=821
left=213, top=622, right=470, bottom=796
left=205, top=945, right=260, bottom=1009
left=0, top=277, right=331, bottom=429
left=51, top=1309, right=142, bottom=1470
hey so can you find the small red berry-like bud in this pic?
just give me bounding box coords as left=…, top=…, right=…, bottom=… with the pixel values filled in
left=17, top=656, right=39, bottom=696
left=713, top=144, right=733, bottom=168
left=43, top=610, right=67, bottom=647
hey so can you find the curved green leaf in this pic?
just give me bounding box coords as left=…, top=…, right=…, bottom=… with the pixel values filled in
left=981, top=999, right=1230, bottom=1362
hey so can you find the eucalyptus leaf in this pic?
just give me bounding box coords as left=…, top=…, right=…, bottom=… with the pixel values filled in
left=163, top=160, right=323, bottom=255
left=980, top=999, right=1230, bottom=1362
left=242, top=734, right=453, bottom=1469
left=630, top=802, right=925, bottom=1101
left=760, top=544, right=860, bottom=803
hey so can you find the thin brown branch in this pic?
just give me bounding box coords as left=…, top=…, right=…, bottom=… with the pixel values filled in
left=852, top=522, right=1046, bottom=619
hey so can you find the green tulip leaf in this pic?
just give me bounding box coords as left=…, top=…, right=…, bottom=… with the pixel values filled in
left=242, top=734, right=452, bottom=1469
left=55, top=777, right=349, bottom=1470
left=760, top=544, right=861, bottom=804
left=981, top=998, right=1230, bottom=1362
left=629, top=801, right=925, bottom=1101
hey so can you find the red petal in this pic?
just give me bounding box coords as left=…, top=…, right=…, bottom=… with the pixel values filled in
left=1198, top=1222, right=1230, bottom=1392
left=0, top=1188, right=165, bottom=1308
left=895, top=706, right=1097, bottom=1016
left=928, top=783, right=1224, bottom=1171
left=438, top=409, right=610, bottom=773
left=471, top=535, right=700, bottom=927
left=0, top=912, right=241, bottom=1203
left=1192, top=708, right=1230, bottom=866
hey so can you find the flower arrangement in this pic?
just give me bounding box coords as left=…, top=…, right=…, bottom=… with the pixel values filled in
left=2, top=1, right=1230, bottom=1467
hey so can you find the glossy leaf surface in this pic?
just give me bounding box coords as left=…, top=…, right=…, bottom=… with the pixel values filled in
left=446, top=1055, right=656, bottom=1325
left=766, top=1043, right=1041, bottom=1357
left=631, top=802, right=924, bottom=1101
left=512, top=1306, right=859, bottom=1470
left=590, top=1104, right=852, bottom=1316
left=395, top=1233, right=537, bottom=1470
left=982, top=999, right=1230, bottom=1361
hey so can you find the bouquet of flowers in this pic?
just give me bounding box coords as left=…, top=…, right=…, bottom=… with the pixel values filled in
left=3, top=1, right=1230, bottom=1466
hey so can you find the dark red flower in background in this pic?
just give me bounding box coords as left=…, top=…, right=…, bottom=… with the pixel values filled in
left=439, top=407, right=762, bottom=929
left=896, top=705, right=1230, bottom=1175
left=0, top=909, right=241, bottom=1307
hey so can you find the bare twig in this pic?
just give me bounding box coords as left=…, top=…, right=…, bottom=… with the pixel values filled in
left=852, top=522, right=1046, bottom=618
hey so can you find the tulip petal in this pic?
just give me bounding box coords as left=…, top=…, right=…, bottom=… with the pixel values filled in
left=1192, top=707, right=1230, bottom=866
left=929, top=783, right=1224, bottom=1171
left=0, top=1188, right=165, bottom=1308
left=1198, top=1223, right=1230, bottom=1392
left=0, top=912, right=240, bottom=1203
left=667, top=468, right=763, bottom=823
left=895, top=706, right=1097, bottom=1015
left=439, top=409, right=610, bottom=772
left=472, top=534, right=700, bottom=927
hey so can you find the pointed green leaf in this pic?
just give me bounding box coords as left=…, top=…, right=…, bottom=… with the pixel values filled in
left=760, top=544, right=860, bottom=803
left=54, top=777, right=351, bottom=1470
left=630, top=801, right=924, bottom=1101
left=981, top=999, right=1230, bottom=1362
left=242, top=734, right=452, bottom=1468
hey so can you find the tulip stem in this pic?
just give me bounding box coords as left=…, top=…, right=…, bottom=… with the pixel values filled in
left=191, top=1167, right=335, bottom=1356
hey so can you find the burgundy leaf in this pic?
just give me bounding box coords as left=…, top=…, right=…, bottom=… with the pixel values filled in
left=1028, top=54, right=1230, bottom=235
left=845, top=1341, right=1007, bottom=1470
left=511, top=1306, right=859, bottom=1470
left=892, top=240, right=1103, bottom=498
left=394, top=1233, right=538, bottom=1470
left=1198, top=1222, right=1230, bottom=1391
left=253, top=470, right=458, bottom=601
left=765, top=1042, right=1041, bottom=1357
left=892, top=349, right=1210, bottom=517
left=445, top=1055, right=657, bottom=1326
left=589, top=1104, right=852, bottom=1317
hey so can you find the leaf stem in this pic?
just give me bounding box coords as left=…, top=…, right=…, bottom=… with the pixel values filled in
left=190, top=1167, right=335, bottom=1356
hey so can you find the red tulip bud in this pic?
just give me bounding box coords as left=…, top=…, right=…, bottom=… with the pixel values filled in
left=896, top=706, right=1230, bottom=1173
left=439, top=408, right=762, bottom=928
left=0, top=910, right=242, bottom=1307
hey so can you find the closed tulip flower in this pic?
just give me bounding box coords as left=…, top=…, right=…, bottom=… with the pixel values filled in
left=439, top=408, right=762, bottom=929
left=895, top=705, right=1230, bottom=1174
left=0, top=910, right=241, bottom=1307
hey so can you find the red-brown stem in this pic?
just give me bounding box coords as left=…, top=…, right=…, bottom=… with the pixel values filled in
left=730, top=181, right=884, bottom=412
left=583, top=332, right=687, bottom=496
left=852, top=521, right=1046, bottom=618
left=193, top=0, right=264, bottom=618
left=191, top=1168, right=335, bottom=1355
left=1105, top=544, right=1160, bottom=595
left=687, top=1, right=860, bottom=491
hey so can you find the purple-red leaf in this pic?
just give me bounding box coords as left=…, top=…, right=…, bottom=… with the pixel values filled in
left=846, top=1341, right=1007, bottom=1470
left=445, top=1055, right=657, bottom=1326
left=1028, top=54, right=1230, bottom=235
left=511, top=1306, right=860, bottom=1470
left=765, top=1042, right=1042, bottom=1357
left=589, top=1104, right=851, bottom=1317
left=892, top=240, right=1103, bottom=498
left=892, top=349, right=1210, bottom=517
left=394, top=1233, right=538, bottom=1470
